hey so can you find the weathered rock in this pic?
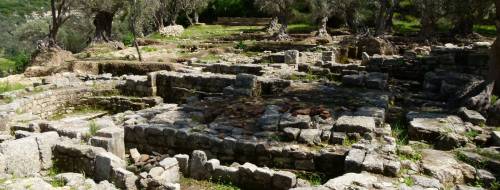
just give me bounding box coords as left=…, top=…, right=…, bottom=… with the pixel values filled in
left=174, top=154, right=189, bottom=176
left=113, top=168, right=138, bottom=190
left=189, top=150, right=208, bottom=179
left=272, top=170, right=297, bottom=190
left=342, top=74, right=365, bottom=87
left=334, top=116, right=376, bottom=134
left=279, top=113, right=312, bottom=129
left=344, top=149, right=366, bottom=173
left=411, top=175, right=443, bottom=189
left=95, top=152, right=126, bottom=182
left=458, top=107, right=486, bottom=125
left=362, top=153, right=384, bottom=174
left=323, top=172, right=378, bottom=190
left=0, top=137, right=41, bottom=176
left=159, top=158, right=180, bottom=184
left=407, top=112, right=467, bottom=150
left=365, top=72, right=388, bottom=90
left=283, top=127, right=301, bottom=141
left=298, top=129, right=322, bottom=145
left=285, top=50, right=300, bottom=65
left=421, top=149, right=475, bottom=184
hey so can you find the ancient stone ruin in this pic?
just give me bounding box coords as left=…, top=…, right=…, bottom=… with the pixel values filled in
left=0, top=21, right=499, bottom=190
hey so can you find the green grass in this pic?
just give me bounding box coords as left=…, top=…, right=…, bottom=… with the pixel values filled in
left=0, top=58, right=17, bottom=74
left=180, top=177, right=240, bottom=190
left=342, top=136, right=358, bottom=147
left=149, top=25, right=261, bottom=42
left=391, top=119, right=409, bottom=145
left=393, top=19, right=421, bottom=35
left=0, top=82, right=25, bottom=94
left=465, top=130, right=479, bottom=139
left=491, top=95, right=498, bottom=105
left=48, top=165, right=65, bottom=187
left=141, top=46, right=158, bottom=52
left=397, top=148, right=422, bottom=162
left=88, top=120, right=100, bottom=136
left=404, top=176, right=414, bottom=186
left=456, top=151, right=487, bottom=169
left=288, top=23, right=316, bottom=34
left=473, top=25, right=497, bottom=37
left=295, top=171, right=327, bottom=186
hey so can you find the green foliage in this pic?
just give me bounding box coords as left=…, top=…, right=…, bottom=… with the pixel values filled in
left=0, top=82, right=25, bottom=94
left=404, top=176, right=414, bottom=186
left=234, top=41, right=247, bottom=50
left=180, top=176, right=240, bottom=190
left=392, top=119, right=409, bottom=145
left=88, top=120, right=100, bottom=136
left=122, top=32, right=135, bottom=46
left=149, top=25, right=261, bottom=42
left=342, top=136, right=358, bottom=147
left=393, top=14, right=421, bottom=35
left=465, top=130, right=479, bottom=139
left=288, top=23, right=316, bottom=34
left=295, top=171, right=327, bottom=186
left=474, top=25, right=497, bottom=37
left=397, top=149, right=422, bottom=162
left=491, top=95, right=498, bottom=105
left=456, top=151, right=487, bottom=169
left=141, top=46, right=158, bottom=52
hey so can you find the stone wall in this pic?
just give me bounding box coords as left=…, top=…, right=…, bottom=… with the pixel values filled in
left=202, top=63, right=265, bottom=76
left=0, top=87, right=111, bottom=130
left=118, top=71, right=291, bottom=103
left=124, top=124, right=348, bottom=177
left=185, top=150, right=299, bottom=190
left=80, top=96, right=163, bottom=113
left=72, top=61, right=178, bottom=76
left=366, top=45, right=491, bottom=80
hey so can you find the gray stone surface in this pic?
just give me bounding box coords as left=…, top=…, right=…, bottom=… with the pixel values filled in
left=189, top=150, right=208, bottom=179
left=344, top=149, right=366, bottom=173
left=297, top=129, right=321, bottom=145
left=272, top=170, right=297, bottom=190
left=279, top=113, right=312, bottom=129
left=323, top=173, right=377, bottom=190
left=283, top=127, right=301, bottom=141
left=95, top=152, right=126, bottom=182
left=174, top=154, right=189, bottom=176
left=421, top=149, right=474, bottom=184
left=285, top=50, right=300, bottom=65
left=0, top=137, right=41, bottom=176
left=458, top=107, right=486, bottom=125
left=334, top=116, right=376, bottom=134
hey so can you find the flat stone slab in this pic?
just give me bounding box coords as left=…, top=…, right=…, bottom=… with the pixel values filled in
left=334, top=116, right=376, bottom=134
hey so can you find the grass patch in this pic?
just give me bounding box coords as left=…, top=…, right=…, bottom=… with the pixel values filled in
left=295, top=171, right=327, bottom=186
left=456, top=151, right=487, bottom=169
left=491, top=95, right=498, bottom=105
left=141, top=46, right=158, bottom=52
left=403, top=176, right=414, bottom=186
left=397, top=148, right=422, bottom=162
left=342, top=136, right=358, bottom=147
left=180, top=176, right=240, bottom=190
left=48, top=164, right=65, bottom=187
left=49, top=105, right=106, bottom=121
left=288, top=23, right=316, bottom=34
left=391, top=119, right=409, bottom=145
left=149, top=25, right=261, bottom=42
left=465, top=130, right=479, bottom=139
left=0, top=82, right=25, bottom=94
left=473, top=25, right=497, bottom=37
left=88, top=120, right=100, bottom=136
left=393, top=15, right=421, bottom=35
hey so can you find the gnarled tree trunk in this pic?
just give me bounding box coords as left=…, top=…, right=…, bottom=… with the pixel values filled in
left=317, top=16, right=330, bottom=38
left=194, top=12, right=199, bottom=24
left=452, top=17, right=474, bottom=36
left=275, top=15, right=290, bottom=41
left=490, top=0, right=500, bottom=93
left=93, top=11, right=114, bottom=42
left=375, top=0, right=389, bottom=36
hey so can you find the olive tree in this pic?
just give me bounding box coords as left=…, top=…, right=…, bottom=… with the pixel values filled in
left=180, top=0, right=211, bottom=25
left=310, top=0, right=338, bottom=38
left=374, top=0, right=398, bottom=36
left=48, top=0, right=76, bottom=48
left=77, top=0, right=125, bottom=42
left=255, top=0, right=297, bottom=40
left=412, top=0, right=446, bottom=37
left=447, top=0, right=495, bottom=35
